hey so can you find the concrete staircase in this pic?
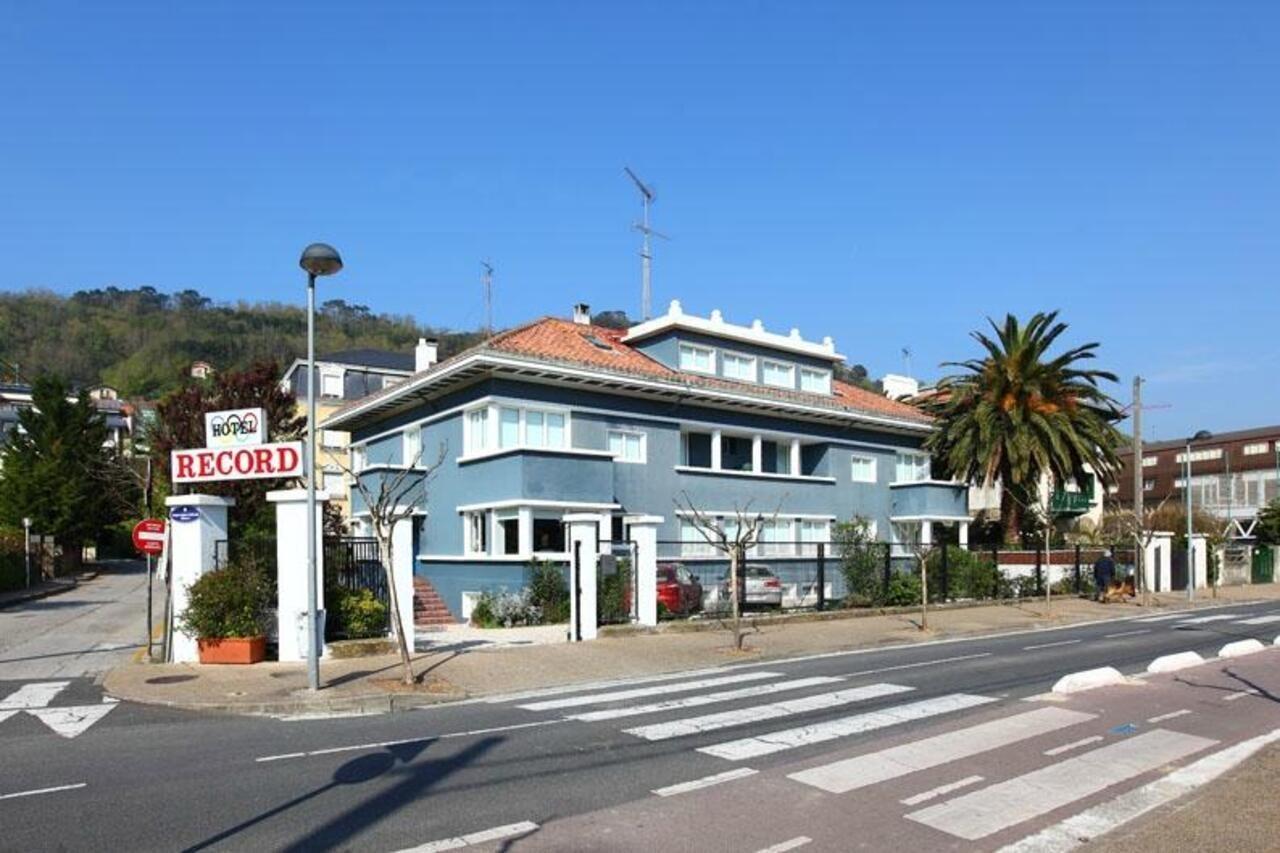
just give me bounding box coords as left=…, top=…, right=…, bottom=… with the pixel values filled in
left=413, top=577, right=455, bottom=631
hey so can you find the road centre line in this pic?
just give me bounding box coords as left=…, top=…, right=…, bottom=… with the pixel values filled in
left=1023, top=639, right=1081, bottom=651
left=0, top=782, right=87, bottom=802
left=1103, top=629, right=1151, bottom=639
left=1147, top=710, right=1192, bottom=723
left=1235, top=614, right=1280, bottom=625
left=393, top=821, right=539, bottom=852
left=841, top=652, right=992, bottom=678
left=652, top=767, right=758, bottom=797
left=519, top=671, right=779, bottom=711
left=255, top=719, right=566, bottom=763
left=570, top=677, right=843, bottom=722
left=1043, top=735, right=1103, bottom=756
left=1177, top=614, right=1240, bottom=625
left=1223, top=689, right=1261, bottom=703
left=901, top=775, right=985, bottom=806
left=754, top=837, right=812, bottom=853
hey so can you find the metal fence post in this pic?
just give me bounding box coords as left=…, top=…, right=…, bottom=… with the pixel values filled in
left=816, top=542, right=826, bottom=611
left=882, top=543, right=891, bottom=600
left=940, top=544, right=950, bottom=602
left=992, top=545, right=1000, bottom=598
left=1074, top=545, right=1082, bottom=595
left=1035, top=545, right=1044, bottom=597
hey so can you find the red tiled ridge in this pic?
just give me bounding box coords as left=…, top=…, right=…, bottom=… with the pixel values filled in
left=413, top=577, right=455, bottom=627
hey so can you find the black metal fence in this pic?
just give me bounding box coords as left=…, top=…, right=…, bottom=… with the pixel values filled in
left=596, top=539, right=638, bottom=626
left=323, top=536, right=391, bottom=639
left=654, top=540, right=1141, bottom=616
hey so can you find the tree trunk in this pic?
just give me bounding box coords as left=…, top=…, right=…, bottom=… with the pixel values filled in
left=730, top=546, right=744, bottom=650
left=378, top=526, right=415, bottom=686
left=1000, top=490, right=1022, bottom=546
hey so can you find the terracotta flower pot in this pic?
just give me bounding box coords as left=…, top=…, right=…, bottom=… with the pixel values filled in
left=197, top=636, right=266, bottom=665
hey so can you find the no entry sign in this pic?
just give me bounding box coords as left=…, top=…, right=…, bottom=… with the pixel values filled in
left=171, top=441, right=304, bottom=484
left=132, top=519, right=167, bottom=556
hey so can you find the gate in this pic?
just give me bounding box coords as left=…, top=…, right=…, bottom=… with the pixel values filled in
left=323, top=537, right=391, bottom=638
left=1171, top=549, right=1188, bottom=591
left=597, top=539, right=638, bottom=626
left=1253, top=546, right=1275, bottom=584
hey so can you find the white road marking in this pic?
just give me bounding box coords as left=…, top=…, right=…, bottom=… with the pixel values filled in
left=518, top=671, right=780, bottom=711
left=1103, top=629, right=1151, bottom=639
left=0, top=710, right=16, bottom=724
left=841, top=652, right=993, bottom=678
left=393, top=820, right=539, bottom=852
left=485, top=666, right=736, bottom=703
left=1043, top=735, right=1103, bottom=756
left=255, top=719, right=566, bottom=763
left=901, top=775, right=985, bottom=806
left=1176, top=614, right=1239, bottom=625
left=0, top=681, right=70, bottom=710
left=24, top=704, right=116, bottom=738
left=622, top=683, right=914, bottom=742
left=704, top=693, right=997, bottom=762
left=997, top=727, right=1280, bottom=853
left=1235, top=614, right=1280, bottom=626
left=1147, top=709, right=1192, bottom=723
left=1133, top=613, right=1190, bottom=623
left=788, top=707, right=1092, bottom=793
left=1223, top=688, right=1261, bottom=703
left=906, top=729, right=1218, bottom=840
left=570, top=677, right=843, bottom=722
left=652, top=767, right=758, bottom=797
left=754, top=837, right=812, bottom=853
left=1023, top=639, right=1081, bottom=651
left=0, top=782, right=87, bottom=801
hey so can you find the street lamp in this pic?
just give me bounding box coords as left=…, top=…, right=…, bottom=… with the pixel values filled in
left=1184, top=429, right=1212, bottom=603
left=299, top=242, right=343, bottom=691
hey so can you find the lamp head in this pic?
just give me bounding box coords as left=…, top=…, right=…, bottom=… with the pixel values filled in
left=299, top=243, right=343, bottom=277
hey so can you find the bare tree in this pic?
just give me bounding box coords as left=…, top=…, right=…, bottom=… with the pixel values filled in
left=674, top=492, right=781, bottom=651
left=1095, top=493, right=1174, bottom=607
left=334, top=443, right=446, bottom=685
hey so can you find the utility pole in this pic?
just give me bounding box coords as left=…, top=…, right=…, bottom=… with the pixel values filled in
left=1133, top=376, right=1144, bottom=602
left=481, top=261, right=494, bottom=335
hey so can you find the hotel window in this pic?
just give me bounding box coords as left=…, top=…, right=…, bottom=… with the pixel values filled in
left=322, top=469, right=345, bottom=495
left=894, top=451, right=930, bottom=483
left=1243, top=442, right=1270, bottom=456
left=1142, top=456, right=1158, bottom=467
left=466, top=407, right=490, bottom=453
left=721, top=351, right=757, bottom=382
left=851, top=454, right=877, bottom=483
left=760, top=518, right=794, bottom=556
left=321, top=429, right=345, bottom=449
left=495, top=511, right=520, bottom=556
left=678, top=343, right=715, bottom=374
left=1144, top=479, right=1156, bottom=491
left=799, top=519, right=831, bottom=549
left=532, top=515, right=567, bottom=554
left=762, top=359, right=795, bottom=389
left=799, top=367, right=832, bottom=395
left=403, top=425, right=422, bottom=465
left=465, top=511, right=489, bottom=555
left=499, top=407, right=520, bottom=448
left=1175, top=448, right=1222, bottom=464
left=608, top=429, right=646, bottom=463
left=679, top=518, right=716, bottom=556
left=350, top=445, right=367, bottom=474
left=319, top=370, right=343, bottom=398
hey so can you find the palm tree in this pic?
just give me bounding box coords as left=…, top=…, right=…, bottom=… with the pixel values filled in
left=926, top=312, right=1123, bottom=545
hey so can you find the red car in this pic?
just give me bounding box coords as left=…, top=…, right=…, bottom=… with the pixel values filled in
left=657, top=562, right=704, bottom=614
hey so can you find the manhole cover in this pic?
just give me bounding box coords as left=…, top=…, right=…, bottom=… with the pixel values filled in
left=146, top=675, right=198, bottom=685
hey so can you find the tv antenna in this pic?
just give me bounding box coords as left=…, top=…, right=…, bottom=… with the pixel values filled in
left=481, top=261, right=494, bottom=335
left=902, top=347, right=913, bottom=377
left=624, top=166, right=668, bottom=320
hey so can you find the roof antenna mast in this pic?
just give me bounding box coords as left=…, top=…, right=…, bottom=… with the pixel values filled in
left=624, top=167, right=667, bottom=320
left=902, top=347, right=913, bottom=378
left=481, top=261, right=494, bottom=335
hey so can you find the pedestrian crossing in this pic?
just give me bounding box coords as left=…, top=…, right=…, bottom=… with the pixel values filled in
left=1135, top=608, right=1280, bottom=627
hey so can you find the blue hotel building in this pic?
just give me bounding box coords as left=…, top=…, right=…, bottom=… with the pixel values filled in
left=322, top=301, right=969, bottom=622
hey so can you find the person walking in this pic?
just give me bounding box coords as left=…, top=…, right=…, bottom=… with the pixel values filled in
left=1093, top=550, right=1116, bottom=602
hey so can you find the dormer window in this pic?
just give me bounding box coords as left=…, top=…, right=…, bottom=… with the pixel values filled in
left=800, top=367, right=832, bottom=395
left=721, top=351, right=757, bottom=382
left=762, top=359, right=795, bottom=389
left=678, top=343, right=715, bottom=375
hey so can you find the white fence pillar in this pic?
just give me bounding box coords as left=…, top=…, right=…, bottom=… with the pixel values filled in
left=1190, top=533, right=1209, bottom=590
left=391, top=513, right=416, bottom=651
left=627, top=515, right=663, bottom=627
left=268, top=489, right=328, bottom=663
left=165, top=495, right=234, bottom=663
left=1143, top=531, right=1174, bottom=593
left=566, top=513, right=599, bottom=641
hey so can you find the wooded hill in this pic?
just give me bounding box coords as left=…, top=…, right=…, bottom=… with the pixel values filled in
left=0, top=287, right=490, bottom=399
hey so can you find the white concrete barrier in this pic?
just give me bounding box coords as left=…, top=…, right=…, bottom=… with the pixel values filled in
left=1052, top=666, right=1127, bottom=694
left=1218, top=639, right=1266, bottom=659
left=1147, top=651, right=1205, bottom=674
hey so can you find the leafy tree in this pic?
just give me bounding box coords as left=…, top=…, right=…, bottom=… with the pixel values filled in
left=148, top=362, right=304, bottom=536
left=0, top=378, right=125, bottom=571
left=590, top=309, right=634, bottom=330
left=926, top=312, right=1123, bottom=545
left=1256, top=499, right=1280, bottom=546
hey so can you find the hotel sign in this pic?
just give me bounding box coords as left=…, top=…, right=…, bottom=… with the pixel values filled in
left=204, top=408, right=267, bottom=448
left=171, top=442, right=304, bottom=484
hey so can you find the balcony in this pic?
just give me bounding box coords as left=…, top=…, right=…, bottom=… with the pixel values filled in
left=890, top=480, right=969, bottom=520
left=1050, top=489, right=1094, bottom=516
left=457, top=447, right=616, bottom=504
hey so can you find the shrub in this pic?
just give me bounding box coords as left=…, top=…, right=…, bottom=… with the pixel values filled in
left=882, top=570, right=922, bottom=607
left=925, top=547, right=1002, bottom=602
left=330, top=587, right=388, bottom=639
left=178, top=556, right=272, bottom=639
left=528, top=559, right=569, bottom=624
left=470, top=588, right=541, bottom=628
left=599, top=557, right=632, bottom=623
left=835, top=517, right=883, bottom=606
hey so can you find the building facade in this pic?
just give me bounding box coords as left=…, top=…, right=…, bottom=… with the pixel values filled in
left=323, top=302, right=969, bottom=621
left=1114, top=426, right=1280, bottom=536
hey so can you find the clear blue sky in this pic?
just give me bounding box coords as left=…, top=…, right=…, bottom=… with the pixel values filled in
left=2, top=2, right=1277, bottom=439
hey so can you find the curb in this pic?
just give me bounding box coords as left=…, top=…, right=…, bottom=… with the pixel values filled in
left=1051, top=666, right=1127, bottom=694
left=1218, top=639, right=1266, bottom=659
left=0, top=578, right=79, bottom=609
left=101, top=684, right=468, bottom=717
left=1147, top=651, right=1206, bottom=674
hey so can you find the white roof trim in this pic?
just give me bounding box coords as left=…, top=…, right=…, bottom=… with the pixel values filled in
left=622, top=302, right=845, bottom=361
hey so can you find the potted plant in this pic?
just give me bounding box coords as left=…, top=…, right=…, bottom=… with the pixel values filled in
left=179, top=556, right=272, bottom=664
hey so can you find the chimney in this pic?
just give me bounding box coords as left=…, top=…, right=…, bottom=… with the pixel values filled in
left=881, top=373, right=920, bottom=401
left=572, top=303, right=591, bottom=325
left=415, top=337, right=439, bottom=372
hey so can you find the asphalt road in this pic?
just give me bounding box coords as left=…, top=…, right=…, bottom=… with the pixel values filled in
left=2, top=596, right=1278, bottom=852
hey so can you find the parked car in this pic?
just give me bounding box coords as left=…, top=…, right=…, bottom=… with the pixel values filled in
left=657, top=562, right=703, bottom=614
left=720, top=563, right=783, bottom=608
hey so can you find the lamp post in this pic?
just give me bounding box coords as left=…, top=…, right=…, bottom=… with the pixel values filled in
left=1184, top=429, right=1212, bottom=602
left=299, top=242, right=343, bottom=691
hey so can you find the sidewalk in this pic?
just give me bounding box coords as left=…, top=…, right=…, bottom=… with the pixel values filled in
left=0, top=565, right=104, bottom=609
left=103, top=583, right=1280, bottom=717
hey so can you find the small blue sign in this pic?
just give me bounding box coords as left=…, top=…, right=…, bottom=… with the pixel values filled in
left=170, top=506, right=200, bottom=524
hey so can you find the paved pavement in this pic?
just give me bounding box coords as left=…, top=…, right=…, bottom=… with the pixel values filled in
left=2, top=595, right=1279, bottom=851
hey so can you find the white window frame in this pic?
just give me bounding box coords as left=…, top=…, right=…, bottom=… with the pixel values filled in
left=1243, top=442, right=1270, bottom=456
left=403, top=424, right=422, bottom=466
left=1143, top=479, right=1156, bottom=491
left=320, top=429, right=346, bottom=449
left=465, top=406, right=491, bottom=453
left=466, top=402, right=571, bottom=455
left=607, top=429, right=646, bottom=464
left=319, top=368, right=344, bottom=399
left=1142, top=455, right=1158, bottom=467
left=322, top=468, right=346, bottom=496
left=350, top=444, right=367, bottom=474
left=678, top=342, right=716, bottom=375
left=1175, top=448, right=1223, bottom=464
left=381, top=375, right=400, bottom=390
left=464, top=510, right=489, bottom=556
left=679, top=518, right=717, bottom=557
left=893, top=451, right=931, bottom=484
left=761, top=359, right=796, bottom=389
left=851, top=453, right=877, bottom=483
left=721, top=350, right=757, bottom=382
left=799, top=367, right=832, bottom=395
